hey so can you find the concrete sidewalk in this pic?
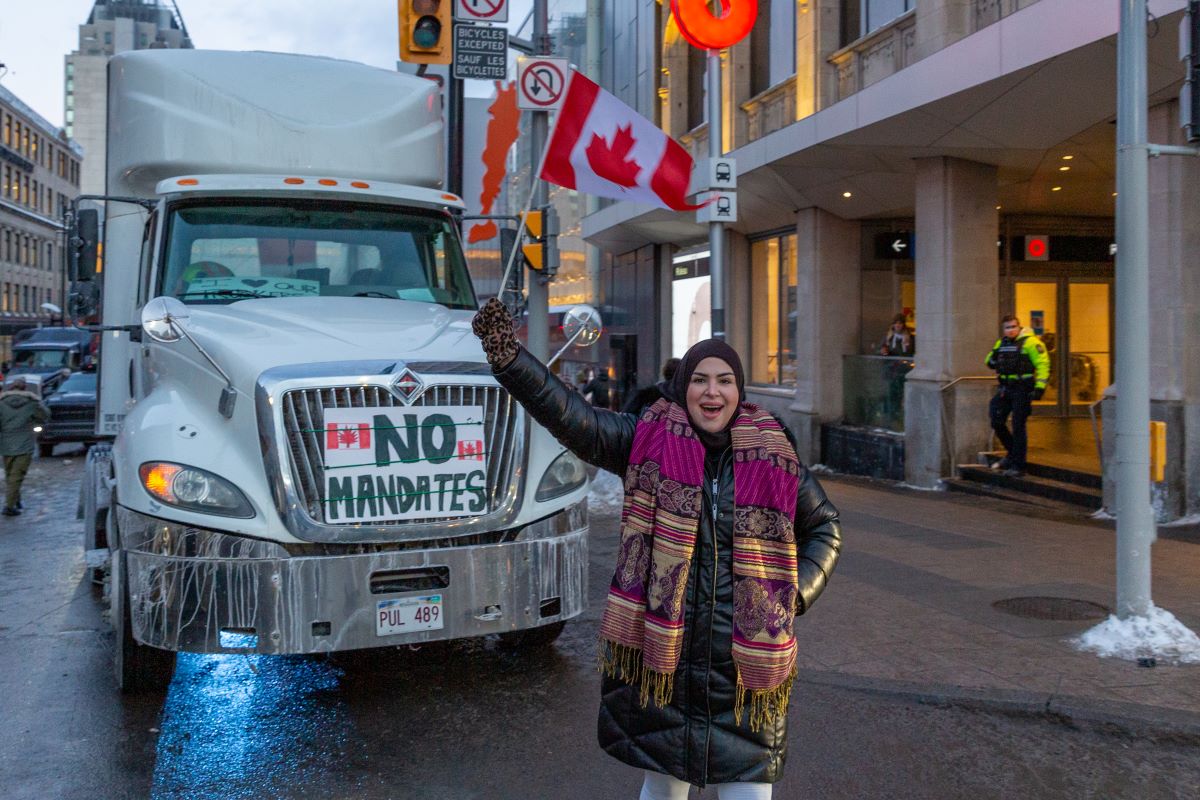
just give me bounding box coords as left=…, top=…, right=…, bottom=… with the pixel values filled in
left=797, top=475, right=1200, bottom=738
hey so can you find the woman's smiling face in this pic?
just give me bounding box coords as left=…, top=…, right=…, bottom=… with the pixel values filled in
left=686, top=357, right=739, bottom=434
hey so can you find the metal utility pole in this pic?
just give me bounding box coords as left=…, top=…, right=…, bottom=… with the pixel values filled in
left=525, top=0, right=552, bottom=361
left=447, top=75, right=465, bottom=197
left=584, top=0, right=602, bottom=308
left=1114, top=0, right=1154, bottom=618
left=707, top=49, right=725, bottom=340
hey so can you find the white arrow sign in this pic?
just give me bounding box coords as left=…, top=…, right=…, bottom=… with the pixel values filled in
left=891, top=238, right=907, bottom=253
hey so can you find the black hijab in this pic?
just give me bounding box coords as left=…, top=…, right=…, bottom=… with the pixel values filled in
left=661, top=339, right=746, bottom=451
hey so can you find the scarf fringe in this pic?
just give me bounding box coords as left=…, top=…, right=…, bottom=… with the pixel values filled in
left=598, top=639, right=676, bottom=709
left=733, top=666, right=798, bottom=732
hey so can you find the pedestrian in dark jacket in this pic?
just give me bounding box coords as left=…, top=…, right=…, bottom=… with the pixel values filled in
left=472, top=299, right=842, bottom=798
left=0, top=378, right=50, bottom=516
left=620, top=357, right=682, bottom=415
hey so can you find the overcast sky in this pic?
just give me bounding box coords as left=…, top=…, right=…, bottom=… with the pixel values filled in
left=1, top=0, right=545, bottom=130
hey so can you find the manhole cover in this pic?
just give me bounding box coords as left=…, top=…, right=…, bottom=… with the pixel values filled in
left=992, top=596, right=1110, bottom=621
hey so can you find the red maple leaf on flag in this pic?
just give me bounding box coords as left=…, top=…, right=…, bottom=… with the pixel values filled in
left=585, top=124, right=641, bottom=188
left=338, top=428, right=361, bottom=447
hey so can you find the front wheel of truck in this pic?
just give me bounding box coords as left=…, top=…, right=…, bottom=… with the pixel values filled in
left=112, top=550, right=176, bottom=693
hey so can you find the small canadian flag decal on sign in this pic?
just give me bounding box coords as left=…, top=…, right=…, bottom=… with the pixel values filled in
left=326, top=422, right=371, bottom=450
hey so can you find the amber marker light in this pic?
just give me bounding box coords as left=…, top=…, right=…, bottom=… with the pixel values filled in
left=318, top=179, right=338, bottom=186
left=140, top=462, right=183, bottom=503
left=284, top=177, right=305, bottom=185
left=177, top=178, right=199, bottom=186
left=441, top=193, right=459, bottom=201
left=351, top=181, right=370, bottom=189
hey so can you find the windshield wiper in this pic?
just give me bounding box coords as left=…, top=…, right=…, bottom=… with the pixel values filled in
left=353, top=291, right=397, bottom=299
left=176, top=289, right=270, bottom=300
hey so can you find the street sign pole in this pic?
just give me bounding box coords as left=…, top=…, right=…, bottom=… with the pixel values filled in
left=707, top=48, right=725, bottom=340
left=1114, top=0, right=1154, bottom=618
left=526, top=0, right=551, bottom=361
left=447, top=74, right=465, bottom=197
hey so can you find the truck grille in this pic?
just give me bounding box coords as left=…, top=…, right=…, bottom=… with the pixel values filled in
left=281, top=384, right=520, bottom=525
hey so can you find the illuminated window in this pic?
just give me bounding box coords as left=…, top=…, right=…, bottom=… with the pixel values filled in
left=750, top=233, right=798, bottom=385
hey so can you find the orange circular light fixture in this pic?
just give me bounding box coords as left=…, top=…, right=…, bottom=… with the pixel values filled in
left=351, top=181, right=370, bottom=189
left=671, top=0, right=758, bottom=50
left=441, top=193, right=459, bottom=201
left=284, top=177, right=305, bottom=185
left=176, top=178, right=199, bottom=186
left=318, top=179, right=338, bottom=186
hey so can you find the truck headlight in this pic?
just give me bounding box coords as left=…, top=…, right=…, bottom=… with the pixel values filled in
left=139, top=462, right=255, bottom=518
left=535, top=450, right=587, bottom=502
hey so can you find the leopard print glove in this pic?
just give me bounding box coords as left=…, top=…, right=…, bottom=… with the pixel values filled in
left=472, top=297, right=520, bottom=369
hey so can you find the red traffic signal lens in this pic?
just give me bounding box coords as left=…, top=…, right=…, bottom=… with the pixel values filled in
left=413, top=0, right=439, bottom=13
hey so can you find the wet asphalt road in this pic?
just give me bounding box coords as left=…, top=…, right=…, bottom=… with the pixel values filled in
left=1, top=453, right=1199, bottom=799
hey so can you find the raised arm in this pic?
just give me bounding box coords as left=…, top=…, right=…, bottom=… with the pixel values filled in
left=473, top=299, right=637, bottom=476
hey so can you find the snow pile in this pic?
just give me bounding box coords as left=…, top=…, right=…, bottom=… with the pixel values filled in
left=1073, top=606, right=1200, bottom=664
left=588, top=470, right=626, bottom=516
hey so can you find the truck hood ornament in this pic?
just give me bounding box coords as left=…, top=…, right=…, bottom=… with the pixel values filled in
left=391, top=367, right=425, bottom=404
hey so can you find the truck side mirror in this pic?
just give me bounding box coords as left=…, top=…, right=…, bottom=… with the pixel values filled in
left=71, top=209, right=100, bottom=282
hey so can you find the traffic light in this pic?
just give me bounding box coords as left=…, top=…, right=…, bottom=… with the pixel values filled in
left=521, top=208, right=559, bottom=274
left=399, top=0, right=451, bottom=65
left=522, top=210, right=545, bottom=271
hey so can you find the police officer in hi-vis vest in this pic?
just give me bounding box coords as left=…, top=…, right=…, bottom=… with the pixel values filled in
left=985, top=314, right=1050, bottom=476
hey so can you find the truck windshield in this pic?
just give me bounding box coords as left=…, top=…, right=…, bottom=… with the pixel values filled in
left=159, top=201, right=476, bottom=309
left=13, top=350, right=70, bottom=368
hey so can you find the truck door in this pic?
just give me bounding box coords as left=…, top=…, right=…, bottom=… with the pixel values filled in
left=96, top=202, right=155, bottom=436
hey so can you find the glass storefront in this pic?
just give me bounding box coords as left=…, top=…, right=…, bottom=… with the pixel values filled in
left=1014, top=278, right=1112, bottom=415
left=749, top=233, right=797, bottom=385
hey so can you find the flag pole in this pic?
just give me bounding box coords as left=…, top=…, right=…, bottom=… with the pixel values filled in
left=707, top=47, right=725, bottom=340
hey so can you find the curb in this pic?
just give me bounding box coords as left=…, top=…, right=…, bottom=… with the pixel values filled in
left=798, top=670, right=1200, bottom=743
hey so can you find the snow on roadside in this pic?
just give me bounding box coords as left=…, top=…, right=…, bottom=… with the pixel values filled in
left=587, top=470, right=625, bottom=516
left=1073, top=606, right=1200, bottom=664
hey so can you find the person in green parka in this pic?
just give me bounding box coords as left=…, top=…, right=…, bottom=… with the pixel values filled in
left=0, top=378, right=50, bottom=516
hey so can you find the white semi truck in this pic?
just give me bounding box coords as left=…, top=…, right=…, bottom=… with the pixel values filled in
left=71, top=50, right=591, bottom=691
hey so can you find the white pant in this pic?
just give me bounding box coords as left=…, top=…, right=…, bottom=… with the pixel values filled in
left=639, top=770, right=772, bottom=800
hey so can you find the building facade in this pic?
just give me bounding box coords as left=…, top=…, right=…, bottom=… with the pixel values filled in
left=584, top=0, right=1200, bottom=521
left=66, top=0, right=192, bottom=195
left=0, top=84, right=83, bottom=363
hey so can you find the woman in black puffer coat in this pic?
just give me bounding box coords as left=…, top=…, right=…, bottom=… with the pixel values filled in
left=472, top=300, right=842, bottom=799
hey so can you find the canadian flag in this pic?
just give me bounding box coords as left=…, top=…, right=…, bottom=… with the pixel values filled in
left=540, top=72, right=704, bottom=211
left=325, top=422, right=371, bottom=450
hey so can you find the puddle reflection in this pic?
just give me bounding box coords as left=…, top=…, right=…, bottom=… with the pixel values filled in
left=151, top=653, right=351, bottom=799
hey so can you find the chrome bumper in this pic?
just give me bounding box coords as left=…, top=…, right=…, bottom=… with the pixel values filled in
left=116, top=503, right=587, bottom=654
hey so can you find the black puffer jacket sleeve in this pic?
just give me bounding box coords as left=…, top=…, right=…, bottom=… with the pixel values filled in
left=492, top=348, right=638, bottom=476
left=793, top=469, right=841, bottom=615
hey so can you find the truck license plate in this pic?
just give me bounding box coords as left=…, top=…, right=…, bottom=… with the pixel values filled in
left=376, top=595, right=444, bottom=636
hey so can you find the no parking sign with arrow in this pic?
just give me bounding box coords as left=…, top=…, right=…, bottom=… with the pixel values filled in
left=517, top=57, right=569, bottom=111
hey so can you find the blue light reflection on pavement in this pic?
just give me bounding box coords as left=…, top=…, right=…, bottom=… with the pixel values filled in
left=151, top=652, right=353, bottom=799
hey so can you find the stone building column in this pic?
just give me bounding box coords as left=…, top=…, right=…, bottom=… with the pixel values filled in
left=788, top=207, right=861, bottom=464
left=1102, top=100, right=1200, bottom=520
left=904, top=157, right=998, bottom=487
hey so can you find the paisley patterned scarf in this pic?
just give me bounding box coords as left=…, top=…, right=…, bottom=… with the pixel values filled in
left=598, top=398, right=801, bottom=731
